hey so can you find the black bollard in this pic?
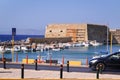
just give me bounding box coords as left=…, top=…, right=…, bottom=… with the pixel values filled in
left=21, top=64, right=24, bottom=79
left=3, top=58, right=6, bottom=69
left=35, top=59, right=37, bottom=70
left=99, top=65, right=103, bottom=74
left=60, top=64, right=63, bottom=79
left=67, top=61, right=69, bottom=72
left=96, top=67, right=99, bottom=79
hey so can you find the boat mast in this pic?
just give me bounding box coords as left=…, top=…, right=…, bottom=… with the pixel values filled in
left=110, top=33, right=113, bottom=54
left=106, top=26, right=109, bottom=53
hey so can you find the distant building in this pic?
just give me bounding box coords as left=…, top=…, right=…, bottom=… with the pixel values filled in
left=45, top=24, right=109, bottom=43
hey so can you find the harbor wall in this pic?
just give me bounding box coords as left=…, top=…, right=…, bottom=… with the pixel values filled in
left=30, top=37, right=72, bottom=44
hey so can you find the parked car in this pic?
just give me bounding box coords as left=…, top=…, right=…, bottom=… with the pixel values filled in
left=89, top=52, right=120, bottom=71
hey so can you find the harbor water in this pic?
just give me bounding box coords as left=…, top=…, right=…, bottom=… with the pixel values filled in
left=0, top=45, right=120, bottom=65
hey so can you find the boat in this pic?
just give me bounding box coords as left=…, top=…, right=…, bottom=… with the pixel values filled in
left=81, top=42, right=89, bottom=47
left=0, top=46, right=5, bottom=53
left=21, top=46, right=31, bottom=52
left=52, top=47, right=61, bottom=51
left=14, top=45, right=21, bottom=52
left=5, top=47, right=11, bottom=53
left=36, top=44, right=41, bottom=51
left=0, top=46, right=11, bottom=53
left=89, top=40, right=102, bottom=46
left=62, top=43, right=72, bottom=49
left=74, top=42, right=82, bottom=47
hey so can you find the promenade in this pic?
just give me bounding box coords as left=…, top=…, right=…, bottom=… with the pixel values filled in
left=0, top=68, right=120, bottom=80
left=0, top=60, right=120, bottom=80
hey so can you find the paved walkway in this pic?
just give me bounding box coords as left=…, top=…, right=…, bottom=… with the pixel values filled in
left=0, top=68, right=120, bottom=79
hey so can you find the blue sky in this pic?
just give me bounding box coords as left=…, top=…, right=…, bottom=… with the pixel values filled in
left=0, top=0, right=120, bottom=35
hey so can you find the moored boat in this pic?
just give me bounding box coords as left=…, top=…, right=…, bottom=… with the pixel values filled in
left=89, top=40, right=102, bottom=46
left=52, top=47, right=61, bottom=51
left=0, top=46, right=5, bottom=53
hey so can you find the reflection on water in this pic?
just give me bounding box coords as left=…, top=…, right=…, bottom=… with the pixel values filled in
left=69, top=47, right=88, bottom=52
left=0, top=45, right=120, bottom=64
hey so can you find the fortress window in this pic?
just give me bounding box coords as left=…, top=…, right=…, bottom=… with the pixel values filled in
left=60, top=30, right=63, bottom=32
left=49, top=30, right=52, bottom=32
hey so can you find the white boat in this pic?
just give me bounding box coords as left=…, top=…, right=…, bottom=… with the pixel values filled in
left=81, top=42, right=89, bottom=47
left=90, top=40, right=101, bottom=46
left=0, top=46, right=5, bottom=53
left=74, top=42, right=82, bottom=47
left=36, top=46, right=41, bottom=51
left=36, top=44, right=41, bottom=51
left=5, top=47, right=11, bottom=53
left=52, top=47, right=61, bottom=51
left=14, top=46, right=21, bottom=52
left=21, top=46, right=31, bottom=52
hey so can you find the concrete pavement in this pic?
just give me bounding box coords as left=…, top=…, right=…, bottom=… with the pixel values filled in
left=0, top=68, right=120, bottom=79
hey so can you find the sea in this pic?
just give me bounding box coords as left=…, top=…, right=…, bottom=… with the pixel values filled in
left=0, top=34, right=120, bottom=65
left=0, top=34, right=44, bottom=41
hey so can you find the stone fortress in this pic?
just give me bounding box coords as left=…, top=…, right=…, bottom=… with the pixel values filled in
left=45, top=23, right=120, bottom=44
left=30, top=23, right=120, bottom=44
left=45, top=24, right=108, bottom=43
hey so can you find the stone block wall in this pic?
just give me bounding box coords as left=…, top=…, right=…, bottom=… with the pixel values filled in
left=111, top=29, right=120, bottom=44
left=87, top=24, right=108, bottom=43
